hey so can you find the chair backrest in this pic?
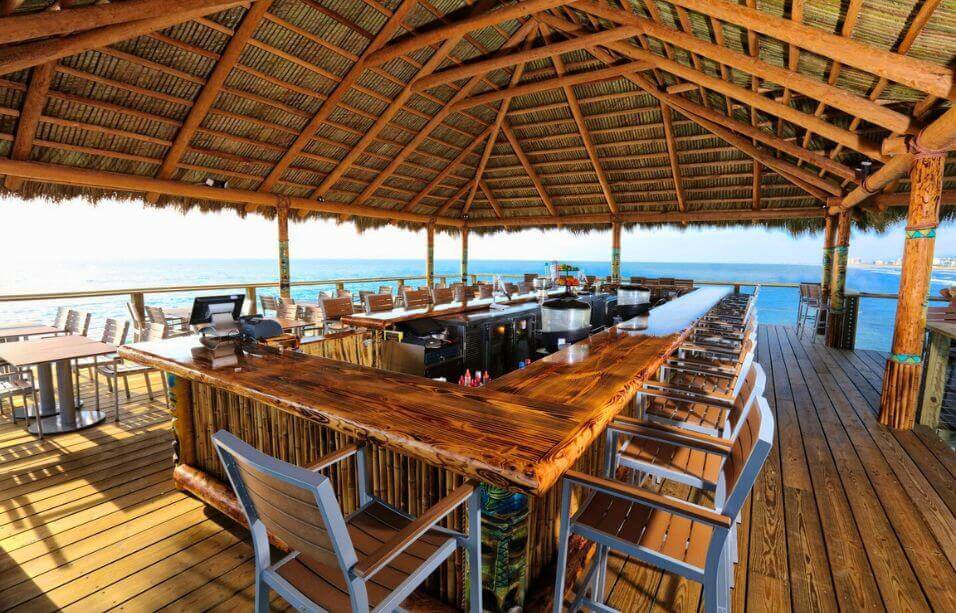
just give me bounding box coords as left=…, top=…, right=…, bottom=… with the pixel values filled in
left=722, top=396, right=775, bottom=517
left=277, top=296, right=296, bottom=307
left=145, top=306, right=165, bottom=324
left=455, top=285, right=477, bottom=302
left=299, top=305, right=323, bottom=324
left=53, top=306, right=69, bottom=330
left=66, top=310, right=91, bottom=336
left=321, top=297, right=353, bottom=320
left=432, top=287, right=455, bottom=305
left=365, top=293, right=394, bottom=313
left=403, top=289, right=430, bottom=309
left=727, top=363, right=765, bottom=440
left=358, top=290, right=376, bottom=303
left=140, top=322, right=168, bottom=342
left=336, top=288, right=352, bottom=299
left=126, top=302, right=146, bottom=331
left=101, top=318, right=130, bottom=345
left=212, top=431, right=359, bottom=600
left=378, top=285, right=393, bottom=296
left=260, top=295, right=278, bottom=313
left=277, top=302, right=298, bottom=320
left=729, top=339, right=757, bottom=399
left=477, top=284, right=493, bottom=299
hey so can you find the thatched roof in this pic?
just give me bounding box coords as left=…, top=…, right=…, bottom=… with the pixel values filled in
left=0, top=0, right=954, bottom=235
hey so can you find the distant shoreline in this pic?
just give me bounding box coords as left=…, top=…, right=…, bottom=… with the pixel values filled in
left=852, top=263, right=956, bottom=271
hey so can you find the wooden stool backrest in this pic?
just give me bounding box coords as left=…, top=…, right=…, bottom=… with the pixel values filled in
left=432, top=287, right=455, bottom=305
left=213, top=431, right=357, bottom=592
left=321, top=297, right=353, bottom=320
left=260, top=295, right=278, bottom=313
left=478, top=284, right=493, bottom=299
left=365, top=293, right=394, bottom=313
left=403, top=289, right=430, bottom=309
left=53, top=306, right=69, bottom=329
left=102, top=318, right=130, bottom=345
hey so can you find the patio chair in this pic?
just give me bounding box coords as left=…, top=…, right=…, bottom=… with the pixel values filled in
left=378, top=285, right=393, bottom=296
left=320, top=297, right=354, bottom=333
left=65, top=310, right=92, bottom=336
left=798, top=283, right=829, bottom=340
left=145, top=306, right=190, bottom=336
left=96, top=322, right=170, bottom=421
left=364, top=293, right=394, bottom=313
left=260, top=295, right=278, bottom=315
left=277, top=302, right=298, bottom=320
left=74, top=317, right=129, bottom=402
left=552, top=396, right=774, bottom=613
left=52, top=306, right=69, bottom=331
left=212, top=432, right=482, bottom=613
left=1, top=364, right=38, bottom=430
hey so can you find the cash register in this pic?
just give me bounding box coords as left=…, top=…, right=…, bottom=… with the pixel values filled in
left=188, top=295, right=283, bottom=368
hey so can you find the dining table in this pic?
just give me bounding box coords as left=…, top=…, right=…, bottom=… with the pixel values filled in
left=0, top=323, right=64, bottom=340
left=0, top=335, right=116, bottom=434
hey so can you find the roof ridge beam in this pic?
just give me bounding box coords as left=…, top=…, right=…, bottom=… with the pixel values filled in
left=364, top=0, right=577, bottom=68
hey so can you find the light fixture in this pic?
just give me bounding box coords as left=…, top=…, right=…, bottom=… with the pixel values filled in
left=204, top=177, right=229, bottom=189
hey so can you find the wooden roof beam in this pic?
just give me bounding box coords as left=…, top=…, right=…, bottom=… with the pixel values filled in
left=549, top=42, right=618, bottom=213
left=148, top=0, right=274, bottom=203
left=253, top=0, right=418, bottom=199
left=0, top=158, right=464, bottom=227
left=659, top=103, right=686, bottom=212
left=364, top=0, right=577, bottom=68
left=536, top=14, right=885, bottom=160
left=343, top=20, right=537, bottom=208
left=466, top=206, right=826, bottom=228
left=450, top=58, right=652, bottom=112
left=0, top=0, right=243, bottom=75
left=4, top=61, right=55, bottom=191
left=402, top=124, right=494, bottom=213
left=660, top=0, right=954, bottom=101
left=502, top=121, right=558, bottom=216
left=412, top=23, right=640, bottom=92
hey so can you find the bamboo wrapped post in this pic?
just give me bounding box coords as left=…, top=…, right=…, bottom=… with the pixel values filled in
left=825, top=212, right=851, bottom=347
left=881, top=152, right=945, bottom=429
left=611, top=221, right=621, bottom=281
left=460, top=227, right=469, bottom=285
left=168, top=374, right=195, bottom=466
left=426, top=222, right=435, bottom=288
left=277, top=199, right=291, bottom=299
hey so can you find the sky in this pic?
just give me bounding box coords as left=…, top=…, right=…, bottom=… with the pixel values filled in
left=2, top=194, right=952, bottom=264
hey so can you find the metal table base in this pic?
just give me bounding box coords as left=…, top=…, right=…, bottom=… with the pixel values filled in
left=27, top=410, right=106, bottom=434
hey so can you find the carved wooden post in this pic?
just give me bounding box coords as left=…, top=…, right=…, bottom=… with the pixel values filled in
left=168, top=374, right=195, bottom=467
left=610, top=221, right=621, bottom=281
left=825, top=212, right=851, bottom=347
left=277, top=198, right=291, bottom=299
left=425, top=222, right=435, bottom=288
left=460, top=227, right=469, bottom=285
left=881, top=153, right=945, bottom=429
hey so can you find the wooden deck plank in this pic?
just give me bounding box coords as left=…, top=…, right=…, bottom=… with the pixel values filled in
left=0, top=333, right=953, bottom=612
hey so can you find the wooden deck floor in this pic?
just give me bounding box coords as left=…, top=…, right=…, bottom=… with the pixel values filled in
left=0, top=324, right=953, bottom=611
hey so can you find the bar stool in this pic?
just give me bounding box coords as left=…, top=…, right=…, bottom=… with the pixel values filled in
left=798, top=284, right=828, bottom=340
left=213, top=432, right=482, bottom=613
left=551, top=398, right=774, bottom=613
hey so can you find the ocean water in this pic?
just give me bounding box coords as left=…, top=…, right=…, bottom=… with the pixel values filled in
left=2, top=258, right=954, bottom=352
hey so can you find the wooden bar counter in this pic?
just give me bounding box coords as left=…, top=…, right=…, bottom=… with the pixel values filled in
left=120, top=287, right=728, bottom=611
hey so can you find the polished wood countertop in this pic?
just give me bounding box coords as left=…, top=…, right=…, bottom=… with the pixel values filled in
left=120, top=287, right=728, bottom=494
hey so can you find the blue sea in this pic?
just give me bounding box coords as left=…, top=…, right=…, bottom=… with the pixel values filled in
left=2, top=258, right=954, bottom=352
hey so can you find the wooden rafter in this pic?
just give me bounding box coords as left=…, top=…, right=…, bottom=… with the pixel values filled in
left=548, top=39, right=618, bottom=214
left=343, top=20, right=536, bottom=209
left=478, top=179, right=503, bottom=218
left=661, top=0, right=954, bottom=100
left=752, top=162, right=762, bottom=210
left=4, top=61, right=55, bottom=191
left=501, top=121, right=558, bottom=216
left=435, top=180, right=473, bottom=216
left=364, top=0, right=576, bottom=68
left=149, top=0, right=274, bottom=202
left=0, top=0, right=242, bottom=75
left=254, top=0, right=418, bottom=197
left=402, top=124, right=494, bottom=213
left=659, top=103, right=686, bottom=212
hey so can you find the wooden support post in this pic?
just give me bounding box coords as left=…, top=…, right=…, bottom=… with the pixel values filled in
left=821, top=215, right=837, bottom=300
left=460, top=227, right=469, bottom=285
left=881, top=153, right=945, bottom=429
left=426, top=223, right=435, bottom=289
left=129, top=292, right=146, bottom=330
left=611, top=221, right=622, bottom=281
left=825, top=212, right=851, bottom=347
left=277, top=200, right=291, bottom=299
left=168, top=374, right=195, bottom=467
left=245, top=286, right=257, bottom=315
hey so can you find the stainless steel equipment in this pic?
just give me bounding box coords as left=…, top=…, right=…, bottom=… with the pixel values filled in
left=539, top=297, right=591, bottom=351
left=617, top=284, right=651, bottom=320
left=532, top=276, right=551, bottom=302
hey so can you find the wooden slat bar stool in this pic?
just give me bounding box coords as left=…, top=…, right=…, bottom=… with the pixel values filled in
left=213, top=432, right=482, bottom=613
left=403, top=288, right=430, bottom=309
left=364, top=293, right=394, bottom=313
left=552, top=397, right=774, bottom=613
left=431, top=287, right=455, bottom=305
left=797, top=283, right=828, bottom=341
